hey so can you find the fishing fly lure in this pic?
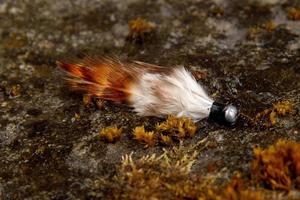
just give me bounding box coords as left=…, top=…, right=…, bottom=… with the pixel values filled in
left=57, top=56, right=238, bottom=125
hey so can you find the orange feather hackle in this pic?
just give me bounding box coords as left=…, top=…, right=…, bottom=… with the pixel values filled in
left=57, top=56, right=137, bottom=102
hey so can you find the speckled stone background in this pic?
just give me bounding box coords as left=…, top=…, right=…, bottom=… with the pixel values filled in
left=0, top=0, right=299, bottom=199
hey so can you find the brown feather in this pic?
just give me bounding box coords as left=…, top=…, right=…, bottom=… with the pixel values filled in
left=57, top=56, right=169, bottom=103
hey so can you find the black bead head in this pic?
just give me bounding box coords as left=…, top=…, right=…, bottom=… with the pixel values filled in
left=209, top=102, right=238, bottom=125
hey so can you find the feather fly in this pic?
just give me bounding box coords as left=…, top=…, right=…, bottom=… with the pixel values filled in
left=57, top=56, right=238, bottom=124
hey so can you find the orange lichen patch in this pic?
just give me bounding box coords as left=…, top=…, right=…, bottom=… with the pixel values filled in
left=155, top=116, right=197, bottom=140
left=95, top=98, right=105, bottom=110
left=220, top=174, right=266, bottom=200
left=83, top=94, right=93, bottom=106
left=222, top=188, right=266, bottom=200
left=99, top=126, right=122, bottom=142
left=251, top=140, right=300, bottom=191
left=83, top=95, right=105, bottom=109
left=131, top=116, right=197, bottom=147
left=128, top=18, right=155, bottom=40
left=191, top=70, right=207, bottom=80
left=74, top=113, right=80, bottom=121
left=261, top=21, right=276, bottom=32
left=247, top=21, right=276, bottom=40
left=9, top=84, right=21, bottom=98
left=247, top=27, right=262, bottom=40
left=160, top=134, right=172, bottom=145
left=273, top=101, right=293, bottom=116
left=287, top=8, right=300, bottom=21
left=209, top=6, right=224, bottom=17
left=255, top=101, right=294, bottom=127
left=3, top=33, right=28, bottom=49
left=133, top=126, right=156, bottom=147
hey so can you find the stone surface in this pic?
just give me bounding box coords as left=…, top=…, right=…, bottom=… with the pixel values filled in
left=0, top=0, right=299, bottom=199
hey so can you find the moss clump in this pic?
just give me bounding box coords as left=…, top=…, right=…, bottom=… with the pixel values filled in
left=287, top=8, right=300, bottom=21
left=100, top=142, right=269, bottom=200
left=132, top=116, right=197, bottom=147
left=251, top=140, right=300, bottom=191
left=156, top=115, right=197, bottom=141
left=99, top=126, right=122, bottom=142
left=220, top=173, right=266, bottom=200
left=255, top=101, right=294, bottom=127
left=159, top=134, right=172, bottom=145
left=101, top=143, right=205, bottom=199
left=98, top=116, right=197, bottom=147
left=128, top=18, right=155, bottom=41
left=273, top=101, right=293, bottom=116
left=133, top=126, right=156, bottom=147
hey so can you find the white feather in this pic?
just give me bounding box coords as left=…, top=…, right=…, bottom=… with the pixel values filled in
left=129, top=67, right=214, bottom=121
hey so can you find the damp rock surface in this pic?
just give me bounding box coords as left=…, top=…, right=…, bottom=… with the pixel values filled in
left=0, top=0, right=299, bottom=199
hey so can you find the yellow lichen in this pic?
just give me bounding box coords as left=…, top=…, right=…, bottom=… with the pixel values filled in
left=99, top=126, right=122, bottom=142
left=155, top=116, right=197, bottom=140
left=133, top=126, right=156, bottom=147
left=287, top=7, right=300, bottom=21
left=251, top=140, right=300, bottom=191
